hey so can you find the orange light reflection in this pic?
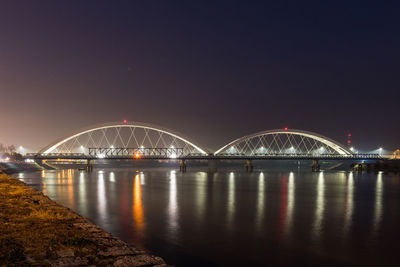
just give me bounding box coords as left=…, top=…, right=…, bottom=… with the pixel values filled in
left=133, top=174, right=144, bottom=235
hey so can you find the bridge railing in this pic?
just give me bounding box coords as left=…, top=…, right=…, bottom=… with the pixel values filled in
left=24, top=152, right=388, bottom=160
left=88, top=147, right=186, bottom=158
left=215, top=153, right=384, bottom=159
left=25, top=153, right=86, bottom=157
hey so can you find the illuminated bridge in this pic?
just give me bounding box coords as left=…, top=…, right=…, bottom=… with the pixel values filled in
left=26, top=121, right=385, bottom=161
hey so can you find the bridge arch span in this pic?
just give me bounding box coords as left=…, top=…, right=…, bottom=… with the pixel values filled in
left=214, top=129, right=352, bottom=156
left=39, top=121, right=209, bottom=155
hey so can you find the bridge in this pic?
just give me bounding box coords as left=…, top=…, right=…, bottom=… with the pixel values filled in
left=25, top=121, right=388, bottom=163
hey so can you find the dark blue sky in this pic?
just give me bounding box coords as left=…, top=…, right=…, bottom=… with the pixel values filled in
left=0, top=1, right=399, bottom=151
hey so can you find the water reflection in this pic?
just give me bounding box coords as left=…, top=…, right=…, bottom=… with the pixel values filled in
left=78, top=171, right=87, bottom=214
left=140, top=172, right=145, bottom=185
left=15, top=169, right=400, bottom=267
left=98, top=171, right=107, bottom=222
left=67, top=169, right=74, bottom=206
left=133, top=174, right=144, bottom=236
left=256, top=172, right=265, bottom=231
left=313, top=172, right=325, bottom=241
left=109, top=171, right=115, bottom=182
left=168, top=170, right=179, bottom=241
left=373, top=172, right=383, bottom=237
left=284, top=172, right=295, bottom=239
left=227, top=172, right=235, bottom=226
left=195, top=172, right=207, bottom=221
left=344, top=172, right=354, bottom=236
left=279, top=175, right=288, bottom=238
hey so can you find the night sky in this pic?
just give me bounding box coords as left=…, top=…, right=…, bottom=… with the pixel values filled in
left=1, top=1, right=399, bottom=152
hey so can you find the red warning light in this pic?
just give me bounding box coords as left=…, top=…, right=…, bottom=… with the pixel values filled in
left=284, top=127, right=288, bottom=131
left=347, top=140, right=351, bottom=144
left=123, top=119, right=127, bottom=124
left=348, top=133, right=351, bottom=137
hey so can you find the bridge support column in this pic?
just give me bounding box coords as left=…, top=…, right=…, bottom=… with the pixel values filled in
left=86, top=159, right=93, bottom=172
left=245, top=160, right=253, bottom=172
left=311, top=160, right=320, bottom=172
left=179, top=159, right=187, bottom=172
left=208, top=159, right=218, bottom=172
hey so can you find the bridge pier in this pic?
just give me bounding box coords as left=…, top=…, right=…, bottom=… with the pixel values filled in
left=179, top=159, right=187, bottom=172
left=245, top=160, right=253, bottom=172
left=311, top=160, right=320, bottom=172
left=86, top=159, right=93, bottom=172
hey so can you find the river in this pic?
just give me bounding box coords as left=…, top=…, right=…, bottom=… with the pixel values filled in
left=15, top=167, right=400, bottom=266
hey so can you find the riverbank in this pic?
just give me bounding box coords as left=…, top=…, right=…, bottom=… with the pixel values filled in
left=0, top=161, right=41, bottom=174
left=0, top=174, right=167, bottom=266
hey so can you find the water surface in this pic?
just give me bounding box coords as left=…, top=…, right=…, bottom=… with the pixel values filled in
left=16, top=168, right=400, bottom=266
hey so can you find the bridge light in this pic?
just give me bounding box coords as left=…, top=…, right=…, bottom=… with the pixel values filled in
left=284, top=127, right=288, bottom=131
left=134, top=152, right=141, bottom=159
left=123, top=119, right=127, bottom=124
left=110, top=145, right=114, bottom=148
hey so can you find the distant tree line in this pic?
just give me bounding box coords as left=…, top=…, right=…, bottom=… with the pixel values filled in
left=0, top=143, right=23, bottom=161
left=0, top=144, right=16, bottom=153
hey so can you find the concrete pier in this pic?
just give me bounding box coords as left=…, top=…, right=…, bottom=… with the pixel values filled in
left=179, top=159, right=187, bottom=172
left=245, top=160, right=254, bottom=172
left=311, top=160, right=320, bottom=172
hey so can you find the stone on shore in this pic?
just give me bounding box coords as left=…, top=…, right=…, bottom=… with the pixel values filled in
left=0, top=174, right=168, bottom=266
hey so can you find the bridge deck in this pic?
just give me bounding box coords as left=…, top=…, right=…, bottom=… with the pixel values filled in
left=25, top=153, right=391, bottom=161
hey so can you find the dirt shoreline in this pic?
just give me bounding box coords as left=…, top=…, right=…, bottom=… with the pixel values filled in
left=0, top=174, right=168, bottom=266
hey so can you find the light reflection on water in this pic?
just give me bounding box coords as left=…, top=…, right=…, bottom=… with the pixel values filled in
left=168, top=170, right=179, bottom=243
left=227, top=172, right=235, bottom=227
left=284, top=172, right=295, bottom=240
left=343, top=172, right=354, bottom=236
left=373, top=172, right=383, bottom=237
left=313, top=171, right=325, bottom=243
left=256, top=172, right=265, bottom=231
left=133, top=174, right=144, bottom=237
left=17, top=169, right=400, bottom=266
left=98, top=171, right=106, bottom=223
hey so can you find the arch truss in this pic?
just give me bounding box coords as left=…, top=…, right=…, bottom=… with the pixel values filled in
left=39, top=121, right=208, bottom=158
left=215, top=129, right=352, bottom=156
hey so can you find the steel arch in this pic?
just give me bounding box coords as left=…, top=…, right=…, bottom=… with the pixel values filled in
left=39, top=121, right=209, bottom=155
left=214, top=129, right=352, bottom=156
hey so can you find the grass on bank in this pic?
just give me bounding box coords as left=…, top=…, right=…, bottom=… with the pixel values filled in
left=0, top=174, right=96, bottom=265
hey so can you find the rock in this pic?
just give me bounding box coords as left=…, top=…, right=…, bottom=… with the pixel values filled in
left=57, top=250, right=75, bottom=257
left=49, top=256, right=88, bottom=267
left=90, top=237, right=130, bottom=248
left=112, top=255, right=166, bottom=267
left=98, top=246, right=136, bottom=257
